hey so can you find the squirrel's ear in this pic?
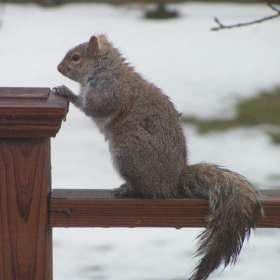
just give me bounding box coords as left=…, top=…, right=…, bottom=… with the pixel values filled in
left=88, top=36, right=99, bottom=54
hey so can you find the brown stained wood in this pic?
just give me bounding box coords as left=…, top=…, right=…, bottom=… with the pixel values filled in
left=0, top=87, right=69, bottom=137
left=0, top=138, right=52, bottom=280
left=0, top=87, right=68, bottom=279
left=50, top=189, right=280, bottom=228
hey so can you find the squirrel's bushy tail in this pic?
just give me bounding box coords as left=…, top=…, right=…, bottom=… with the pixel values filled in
left=179, top=163, right=264, bottom=280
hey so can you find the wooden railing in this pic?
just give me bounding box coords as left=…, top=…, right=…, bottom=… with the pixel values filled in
left=0, top=87, right=279, bottom=280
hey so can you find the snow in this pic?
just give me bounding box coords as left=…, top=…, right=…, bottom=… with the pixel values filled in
left=1, top=2, right=280, bottom=279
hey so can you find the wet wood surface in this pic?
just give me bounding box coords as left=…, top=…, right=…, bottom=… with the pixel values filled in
left=50, top=189, right=280, bottom=228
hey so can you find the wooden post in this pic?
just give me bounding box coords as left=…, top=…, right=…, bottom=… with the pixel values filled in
left=0, top=88, right=68, bottom=280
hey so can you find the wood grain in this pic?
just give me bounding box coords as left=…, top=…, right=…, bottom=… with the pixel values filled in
left=50, top=189, right=280, bottom=228
left=0, top=138, right=52, bottom=280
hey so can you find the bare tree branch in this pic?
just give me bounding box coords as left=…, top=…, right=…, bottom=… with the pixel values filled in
left=211, top=3, right=280, bottom=31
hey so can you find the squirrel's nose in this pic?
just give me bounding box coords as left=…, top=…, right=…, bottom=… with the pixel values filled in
left=57, top=63, right=62, bottom=73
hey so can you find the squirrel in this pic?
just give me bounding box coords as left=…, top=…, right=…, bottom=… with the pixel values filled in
left=54, top=34, right=264, bottom=280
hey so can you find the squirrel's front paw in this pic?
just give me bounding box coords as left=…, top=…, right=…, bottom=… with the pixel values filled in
left=52, top=85, right=76, bottom=103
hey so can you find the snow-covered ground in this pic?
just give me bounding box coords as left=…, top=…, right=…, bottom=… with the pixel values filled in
left=1, top=2, right=280, bottom=279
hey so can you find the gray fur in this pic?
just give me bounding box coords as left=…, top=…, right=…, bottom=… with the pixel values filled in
left=55, top=35, right=264, bottom=280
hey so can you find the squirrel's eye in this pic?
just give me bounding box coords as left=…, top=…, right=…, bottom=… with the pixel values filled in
left=72, top=54, right=80, bottom=61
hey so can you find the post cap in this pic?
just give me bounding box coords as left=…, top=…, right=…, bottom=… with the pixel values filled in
left=0, top=87, right=69, bottom=138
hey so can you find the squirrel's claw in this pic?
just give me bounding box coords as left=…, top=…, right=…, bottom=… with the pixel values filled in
left=52, top=85, right=76, bottom=103
left=112, top=183, right=138, bottom=197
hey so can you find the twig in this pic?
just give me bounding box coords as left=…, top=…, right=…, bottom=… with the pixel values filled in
left=211, top=3, right=280, bottom=31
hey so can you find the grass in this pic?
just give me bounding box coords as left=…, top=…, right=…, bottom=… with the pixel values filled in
left=182, top=86, right=280, bottom=144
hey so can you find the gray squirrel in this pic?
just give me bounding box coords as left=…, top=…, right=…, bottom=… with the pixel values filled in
left=54, top=34, right=264, bottom=280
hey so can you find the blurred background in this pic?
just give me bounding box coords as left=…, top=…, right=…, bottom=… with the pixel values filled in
left=0, top=0, right=280, bottom=279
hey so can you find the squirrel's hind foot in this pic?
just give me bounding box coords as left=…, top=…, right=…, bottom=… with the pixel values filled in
left=112, top=183, right=139, bottom=197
